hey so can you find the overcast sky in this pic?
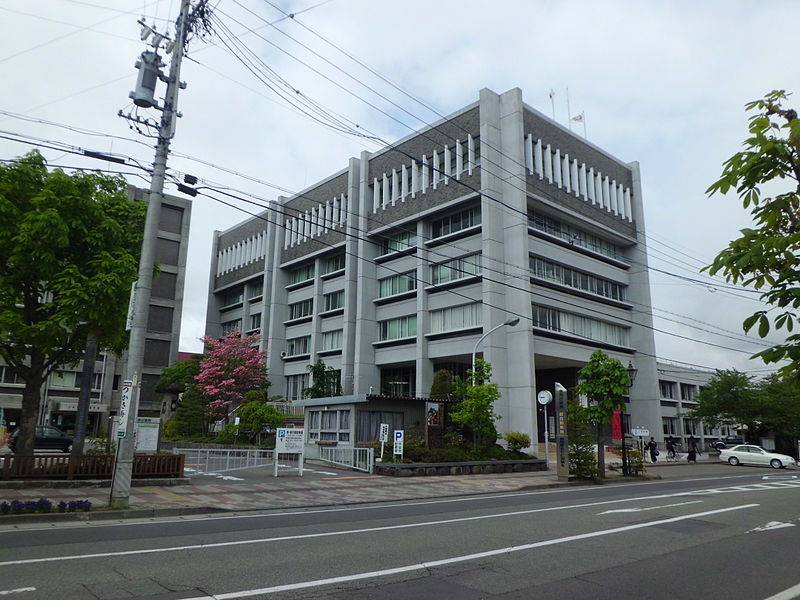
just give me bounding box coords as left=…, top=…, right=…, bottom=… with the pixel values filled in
left=0, top=0, right=794, bottom=376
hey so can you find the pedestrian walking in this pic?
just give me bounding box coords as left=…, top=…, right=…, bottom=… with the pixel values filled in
left=687, top=435, right=699, bottom=463
left=647, top=437, right=659, bottom=463
left=666, top=436, right=677, bottom=461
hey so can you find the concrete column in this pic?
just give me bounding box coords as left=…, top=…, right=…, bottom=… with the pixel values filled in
left=265, top=200, right=289, bottom=398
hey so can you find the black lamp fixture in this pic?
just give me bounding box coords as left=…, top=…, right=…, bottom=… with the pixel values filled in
left=626, top=361, right=638, bottom=387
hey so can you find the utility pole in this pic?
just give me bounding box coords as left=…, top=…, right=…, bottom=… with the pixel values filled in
left=110, top=0, right=192, bottom=508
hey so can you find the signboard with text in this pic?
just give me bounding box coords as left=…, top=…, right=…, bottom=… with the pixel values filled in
left=379, top=423, right=389, bottom=443
left=117, top=379, right=134, bottom=438
left=554, top=383, right=569, bottom=480
left=276, top=428, right=304, bottom=453
left=611, top=409, right=622, bottom=441
left=393, top=430, right=404, bottom=457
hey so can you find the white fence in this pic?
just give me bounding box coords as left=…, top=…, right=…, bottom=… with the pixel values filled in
left=319, top=446, right=374, bottom=474
left=174, top=447, right=275, bottom=475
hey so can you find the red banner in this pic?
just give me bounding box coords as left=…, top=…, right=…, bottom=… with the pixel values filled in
left=611, top=408, right=622, bottom=440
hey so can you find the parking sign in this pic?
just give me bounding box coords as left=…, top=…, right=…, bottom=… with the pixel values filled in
left=393, top=430, right=404, bottom=456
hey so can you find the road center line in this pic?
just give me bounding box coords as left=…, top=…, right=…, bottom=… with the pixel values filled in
left=0, top=493, right=741, bottom=567
left=0, top=588, right=36, bottom=596
left=763, top=581, right=800, bottom=600
left=179, top=505, right=759, bottom=600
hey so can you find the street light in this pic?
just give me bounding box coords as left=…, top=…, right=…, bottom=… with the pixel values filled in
left=471, top=316, right=520, bottom=385
left=621, top=361, right=638, bottom=476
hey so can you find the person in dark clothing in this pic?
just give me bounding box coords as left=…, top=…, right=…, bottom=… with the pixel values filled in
left=647, top=437, right=658, bottom=463
left=666, top=436, right=677, bottom=460
left=687, top=436, right=699, bottom=463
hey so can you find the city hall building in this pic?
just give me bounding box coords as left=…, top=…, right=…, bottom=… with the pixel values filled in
left=205, top=87, right=666, bottom=448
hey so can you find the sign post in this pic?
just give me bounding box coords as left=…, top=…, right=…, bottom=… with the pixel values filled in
left=632, top=427, right=649, bottom=456
left=274, top=428, right=305, bottom=477
left=554, top=382, right=569, bottom=480
left=378, top=423, right=389, bottom=462
left=537, top=390, right=553, bottom=467
left=393, top=430, right=404, bottom=460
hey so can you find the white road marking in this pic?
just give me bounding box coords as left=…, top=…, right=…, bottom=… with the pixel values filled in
left=0, top=588, right=36, bottom=596
left=599, top=500, right=702, bottom=514
left=178, top=505, right=759, bottom=600
left=763, top=581, right=800, bottom=600
left=217, top=475, right=244, bottom=481
left=762, top=475, right=798, bottom=480
left=747, top=521, right=796, bottom=533
left=0, top=495, right=754, bottom=567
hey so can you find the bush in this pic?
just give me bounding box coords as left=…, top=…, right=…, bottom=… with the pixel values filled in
left=505, top=432, right=531, bottom=452
left=0, top=497, right=91, bottom=516
left=568, top=398, right=598, bottom=480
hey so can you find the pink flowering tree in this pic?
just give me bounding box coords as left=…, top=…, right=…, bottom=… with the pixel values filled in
left=195, top=329, right=269, bottom=421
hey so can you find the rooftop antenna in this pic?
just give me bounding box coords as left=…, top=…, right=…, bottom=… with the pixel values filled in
left=566, top=86, right=572, bottom=130
left=549, top=89, right=556, bottom=120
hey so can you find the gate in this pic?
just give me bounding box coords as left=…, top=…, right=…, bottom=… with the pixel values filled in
left=174, top=448, right=274, bottom=475
left=319, top=446, right=374, bottom=473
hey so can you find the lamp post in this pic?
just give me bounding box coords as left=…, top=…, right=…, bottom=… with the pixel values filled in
left=621, top=361, right=638, bottom=476
left=471, top=317, right=520, bottom=385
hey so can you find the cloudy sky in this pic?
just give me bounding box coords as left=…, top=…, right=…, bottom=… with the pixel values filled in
left=0, top=0, right=794, bottom=375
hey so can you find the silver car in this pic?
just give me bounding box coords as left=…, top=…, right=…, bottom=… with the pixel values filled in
left=719, top=444, right=796, bottom=469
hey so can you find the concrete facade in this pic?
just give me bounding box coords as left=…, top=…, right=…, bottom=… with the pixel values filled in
left=205, top=87, right=671, bottom=446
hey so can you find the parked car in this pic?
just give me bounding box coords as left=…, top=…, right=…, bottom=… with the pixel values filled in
left=7, top=426, right=73, bottom=453
left=711, top=436, right=747, bottom=450
left=719, top=444, right=796, bottom=469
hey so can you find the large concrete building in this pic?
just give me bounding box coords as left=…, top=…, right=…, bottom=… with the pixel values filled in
left=0, top=188, right=191, bottom=436
left=205, top=87, right=669, bottom=447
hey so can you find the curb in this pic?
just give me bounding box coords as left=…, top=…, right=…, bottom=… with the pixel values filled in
left=0, top=505, right=226, bottom=525
left=0, top=478, right=192, bottom=490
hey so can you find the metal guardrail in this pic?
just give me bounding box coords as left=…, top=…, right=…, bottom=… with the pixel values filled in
left=174, top=447, right=275, bottom=475
left=319, top=446, right=374, bottom=473
left=266, top=402, right=304, bottom=417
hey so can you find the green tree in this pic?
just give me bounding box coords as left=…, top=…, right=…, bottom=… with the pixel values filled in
left=0, top=152, right=145, bottom=454
left=237, top=401, right=285, bottom=444
left=450, top=359, right=501, bottom=448
left=429, top=369, right=453, bottom=400
left=688, top=369, right=763, bottom=440
left=574, top=350, right=632, bottom=478
left=567, top=396, right=597, bottom=480
left=705, top=90, right=800, bottom=376
left=304, top=359, right=342, bottom=398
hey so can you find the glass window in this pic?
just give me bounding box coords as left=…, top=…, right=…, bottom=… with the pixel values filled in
left=379, top=230, right=417, bottom=255
left=286, top=373, right=309, bottom=402
left=680, top=383, right=697, bottom=401
left=323, top=253, right=345, bottom=274
left=0, top=366, right=20, bottom=384
left=532, top=304, right=630, bottom=347
left=321, top=329, right=343, bottom=351
left=530, top=256, right=626, bottom=302
left=431, top=206, right=481, bottom=239
left=220, top=288, right=244, bottom=308
left=659, top=380, right=676, bottom=399
left=528, top=210, right=621, bottom=260
left=379, top=315, right=417, bottom=341
left=380, top=367, right=416, bottom=397
left=221, top=319, right=242, bottom=336
left=307, top=408, right=351, bottom=442
left=249, top=313, right=261, bottom=331
left=323, top=290, right=344, bottom=312
left=430, top=303, right=482, bottom=333
left=431, top=253, right=481, bottom=285
left=286, top=336, right=310, bottom=356
left=289, top=264, right=314, bottom=285
left=288, top=299, right=314, bottom=320
left=662, top=417, right=678, bottom=435
left=248, top=281, right=263, bottom=299
left=378, top=271, right=417, bottom=297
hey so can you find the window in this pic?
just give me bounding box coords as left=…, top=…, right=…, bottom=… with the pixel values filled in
left=379, top=230, right=416, bottom=255
left=323, top=253, right=345, bottom=274
left=662, top=417, right=678, bottom=435
left=249, top=313, right=262, bottom=332
left=307, top=408, right=351, bottom=442
left=430, top=303, right=482, bottom=333
left=431, top=206, right=481, bottom=239
left=0, top=365, right=20, bottom=384
left=288, top=298, right=313, bottom=320
left=659, top=380, right=676, bottom=399
left=74, top=372, right=103, bottom=390
left=323, top=290, right=344, bottom=312
left=286, top=336, right=311, bottom=356
left=379, top=315, right=416, bottom=341
left=321, top=329, right=343, bottom=351
left=530, top=257, right=626, bottom=302
left=532, top=304, right=630, bottom=347
left=680, top=383, right=697, bottom=402
left=358, top=411, right=404, bottom=443
left=248, top=281, right=263, bottom=299
left=683, top=418, right=698, bottom=435
left=431, top=253, right=481, bottom=285
left=285, top=373, right=309, bottom=401
left=528, top=210, right=621, bottom=259
left=289, top=264, right=314, bottom=285
left=221, top=319, right=242, bottom=335
left=220, top=288, right=244, bottom=308
left=379, top=271, right=416, bottom=297
left=380, top=367, right=416, bottom=397
left=52, top=371, right=77, bottom=387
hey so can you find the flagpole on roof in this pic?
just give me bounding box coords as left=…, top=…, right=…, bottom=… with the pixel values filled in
left=571, top=111, right=587, bottom=139
left=549, top=88, right=556, bottom=120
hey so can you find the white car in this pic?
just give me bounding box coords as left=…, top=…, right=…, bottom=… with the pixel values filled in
left=719, top=445, right=797, bottom=469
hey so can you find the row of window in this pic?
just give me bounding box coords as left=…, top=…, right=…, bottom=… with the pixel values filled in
left=285, top=329, right=344, bottom=357
left=288, top=291, right=345, bottom=321
left=659, top=380, right=699, bottom=401
left=528, top=210, right=621, bottom=260
left=530, top=256, right=626, bottom=302
left=532, top=304, right=630, bottom=347
left=222, top=313, right=262, bottom=335
left=662, top=417, right=721, bottom=437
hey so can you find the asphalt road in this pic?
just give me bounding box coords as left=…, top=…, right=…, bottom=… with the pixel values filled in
left=2, top=465, right=800, bottom=600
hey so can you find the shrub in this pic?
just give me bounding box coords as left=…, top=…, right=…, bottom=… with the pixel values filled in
left=505, top=432, right=531, bottom=452
left=568, top=397, right=598, bottom=480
